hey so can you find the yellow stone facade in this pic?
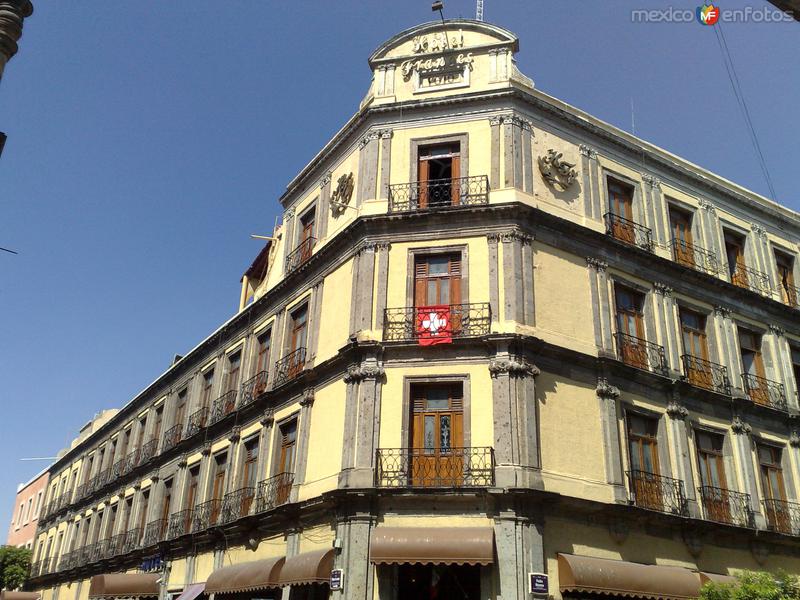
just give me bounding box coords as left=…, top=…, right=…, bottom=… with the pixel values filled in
left=28, top=19, right=800, bottom=600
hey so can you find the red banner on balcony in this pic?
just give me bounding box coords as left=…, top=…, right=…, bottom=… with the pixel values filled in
left=416, top=305, right=452, bottom=346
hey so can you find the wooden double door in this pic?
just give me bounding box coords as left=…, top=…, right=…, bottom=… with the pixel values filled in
left=608, top=180, right=636, bottom=244
left=696, top=432, right=732, bottom=524
left=410, top=384, right=464, bottom=487
left=627, top=414, right=663, bottom=511
left=417, top=143, right=461, bottom=208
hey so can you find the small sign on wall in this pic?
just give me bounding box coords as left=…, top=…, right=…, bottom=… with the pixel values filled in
left=330, top=569, right=344, bottom=591
left=529, top=573, right=549, bottom=596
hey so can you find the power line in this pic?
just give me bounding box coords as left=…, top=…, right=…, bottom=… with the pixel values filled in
left=712, top=21, right=777, bottom=201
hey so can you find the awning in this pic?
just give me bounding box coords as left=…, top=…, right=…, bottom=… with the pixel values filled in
left=173, top=583, right=205, bottom=600
left=205, top=557, right=284, bottom=594
left=1, top=593, right=41, bottom=600
left=88, top=574, right=161, bottom=598
left=369, top=527, right=494, bottom=566
left=558, top=554, right=702, bottom=600
left=700, top=572, right=737, bottom=586
left=277, top=549, right=336, bottom=587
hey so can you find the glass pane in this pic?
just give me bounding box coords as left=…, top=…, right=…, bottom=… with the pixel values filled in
left=440, top=280, right=450, bottom=305
left=424, top=416, right=435, bottom=454
left=642, top=443, right=656, bottom=473
left=629, top=442, right=642, bottom=471
left=440, top=415, right=451, bottom=451
left=427, top=280, right=437, bottom=303
left=426, top=388, right=449, bottom=410
left=708, top=458, right=723, bottom=488
left=428, top=256, right=449, bottom=275
left=741, top=352, right=756, bottom=376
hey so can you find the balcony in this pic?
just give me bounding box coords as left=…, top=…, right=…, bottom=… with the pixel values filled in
left=273, top=347, right=306, bottom=388
left=615, top=332, right=667, bottom=375
left=285, top=236, right=316, bottom=275
left=670, top=239, right=719, bottom=276
left=255, top=472, right=294, bottom=513
left=109, top=533, right=127, bottom=557
left=192, top=499, right=222, bottom=532
left=604, top=212, right=653, bottom=252
left=90, top=539, right=108, bottom=563
left=220, top=487, right=256, bottom=524
left=211, top=390, right=237, bottom=424
left=139, top=438, right=157, bottom=465
left=122, top=526, right=142, bottom=553
left=162, top=423, right=183, bottom=452
left=375, top=447, right=495, bottom=488
left=168, top=509, right=194, bottom=540
left=698, top=486, right=754, bottom=528
left=730, top=262, right=771, bottom=295
left=240, top=371, right=269, bottom=408
left=383, top=303, right=491, bottom=343
left=123, top=448, right=140, bottom=474
left=681, top=354, right=730, bottom=395
left=142, top=519, right=167, bottom=547
left=742, top=373, right=787, bottom=412
left=626, top=470, right=688, bottom=516
left=763, top=498, right=800, bottom=535
left=388, top=175, right=489, bottom=213
left=186, top=407, right=209, bottom=438
left=113, top=457, right=129, bottom=479
left=79, top=545, right=93, bottom=564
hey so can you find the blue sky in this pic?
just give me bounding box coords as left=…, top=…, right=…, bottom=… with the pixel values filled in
left=1, top=1, right=797, bottom=532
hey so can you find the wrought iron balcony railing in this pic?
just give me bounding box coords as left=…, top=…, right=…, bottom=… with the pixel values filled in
left=763, top=498, right=800, bottom=535
left=186, top=406, right=209, bottom=438
left=112, top=457, right=127, bottom=479
left=211, top=390, right=237, bottom=424
left=168, top=509, right=194, bottom=539
left=681, top=354, right=730, bottom=395
left=729, top=262, right=772, bottom=296
left=388, top=175, right=490, bottom=213
left=670, top=239, right=720, bottom=276
left=375, top=447, right=495, bottom=488
left=742, top=373, right=787, bottom=412
left=615, top=332, right=667, bottom=375
left=240, top=371, right=269, bottom=408
left=142, top=519, right=167, bottom=547
left=95, top=468, right=112, bottom=490
left=255, top=472, right=294, bottom=513
left=220, top=487, right=256, bottom=524
left=109, top=533, right=127, bottom=557
left=73, top=483, right=86, bottom=503
left=139, top=438, right=158, bottom=465
left=383, top=303, right=491, bottom=343
left=285, top=236, right=316, bottom=274
left=192, top=498, right=222, bottom=532
left=90, top=539, right=108, bottom=563
left=273, top=347, right=306, bottom=388
left=699, top=485, right=754, bottom=528
left=79, top=544, right=93, bottom=564
left=123, top=448, right=140, bottom=474
left=162, top=423, right=183, bottom=452
left=29, top=561, right=41, bottom=577
left=122, top=526, right=142, bottom=553
left=779, top=283, right=800, bottom=308
left=604, top=212, right=653, bottom=252
left=626, top=470, right=689, bottom=516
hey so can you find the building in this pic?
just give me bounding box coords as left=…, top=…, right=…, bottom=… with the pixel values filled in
left=0, top=0, right=33, bottom=157
left=6, top=470, right=48, bottom=550
left=26, top=18, right=800, bottom=600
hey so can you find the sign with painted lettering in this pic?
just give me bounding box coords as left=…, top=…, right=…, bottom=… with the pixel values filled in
left=330, top=569, right=344, bottom=591
left=529, top=573, right=548, bottom=595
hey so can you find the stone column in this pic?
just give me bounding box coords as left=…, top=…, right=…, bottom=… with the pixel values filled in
left=351, top=359, right=385, bottom=489
left=226, top=427, right=243, bottom=495
left=642, top=174, right=667, bottom=247
left=350, top=243, right=376, bottom=337
left=307, top=279, right=325, bottom=368
left=0, top=0, right=33, bottom=83
left=769, top=325, right=796, bottom=409
left=493, top=506, right=544, bottom=600
left=731, top=416, right=763, bottom=528
left=318, top=173, right=332, bottom=241
left=712, top=306, right=740, bottom=387
left=489, top=116, right=502, bottom=189
left=654, top=283, right=680, bottom=376
left=334, top=505, right=375, bottom=600
left=596, top=378, right=626, bottom=502
left=579, top=144, right=600, bottom=219
left=173, top=455, right=189, bottom=522
left=198, top=443, right=213, bottom=503
left=339, top=368, right=360, bottom=483
left=501, top=230, right=529, bottom=324
left=698, top=199, right=723, bottom=263
left=378, top=129, right=393, bottom=201
left=587, top=258, right=613, bottom=353
left=503, top=116, right=524, bottom=189
left=256, top=411, right=274, bottom=484
left=374, top=242, right=391, bottom=333
left=290, top=389, right=316, bottom=501
left=487, top=234, right=500, bottom=325
left=357, top=131, right=380, bottom=207
left=489, top=349, right=541, bottom=489
left=283, top=207, right=296, bottom=272
left=665, top=396, right=698, bottom=515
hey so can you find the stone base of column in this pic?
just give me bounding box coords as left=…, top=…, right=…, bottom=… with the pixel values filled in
left=495, top=465, right=543, bottom=490
left=338, top=467, right=374, bottom=489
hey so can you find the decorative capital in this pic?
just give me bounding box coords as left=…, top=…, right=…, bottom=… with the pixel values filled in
left=373, top=241, right=391, bottom=252
left=586, top=257, right=608, bottom=271
left=653, top=282, right=673, bottom=297
left=713, top=305, right=731, bottom=318
left=201, top=442, right=212, bottom=456
left=300, top=388, right=315, bottom=407
left=642, top=173, right=661, bottom=189
left=284, top=207, right=296, bottom=220
left=666, top=399, right=689, bottom=420
left=487, top=232, right=501, bottom=245
left=579, top=144, right=597, bottom=159
left=699, top=198, right=716, bottom=212
left=731, top=415, right=752, bottom=436
left=320, top=172, right=332, bottom=188
left=769, top=323, right=786, bottom=336
left=229, top=426, right=242, bottom=443
left=359, top=131, right=380, bottom=148
left=379, top=128, right=393, bottom=139
left=261, top=410, right=275, bottom=427
left=488, top=357, right=540, bottom=379
left=751, top=223, right=768, bottom=238
left=596, top=378, right=620, bottom=400
left=177, top=454, right=188, bottom=469
left=790, top=430, right=800, bottom=448
left=500, top=229, right=533, bottom=245
left=489, top=115, right=504, bottom=126
left=132, top=483, right=142, bottom=491
left=148, top=471, right=160, bottom=483
left=344, top=364, right=385, bottom=383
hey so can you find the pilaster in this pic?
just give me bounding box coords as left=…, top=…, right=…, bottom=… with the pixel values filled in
left=357, top=131, right=380, bottom=207
left=378, top=129, right=393, bottom=201
left=318, top=173, right=332, bottom=240
left=596, top=378, right=626, bottom=501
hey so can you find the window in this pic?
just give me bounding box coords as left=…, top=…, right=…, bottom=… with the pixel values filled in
left=256, top=331, right=271, bottom=375
left=418, top=143, right=461, bottom=208
left=276, top=420, right=297, bottom=504
left=626, top=413, right=667, bottom=512
left=669, top=207, right=695, bottom=267
left=160, top=480, right=172, bottom=523
left=83, top=455, right=94, bottom=484
left=210, top=454, right=227, bottom=525
left=739, top=329, right=769, bottom=405
left=680, top=308, right=714, bottom=389
left=35, top=491, right=43, bottom=519
left=614, top=286, right=649, bottom=370
left=175, top=389, right=188, bottom=429
left=792, top=347, right=800, bottom=395
left=17, top=503, right=23, bottom=526
left=226, top=352, right=241, bottom=393
left=119, top=428, right=132, bottom=461
left=696, top=431, right=728, bottom=522
left=606, top=178, right=637, bottom=244
left=201, top=370, right=215, bottom=408
left=136, top=415, right=147, bottom=449
left=290, top=305, right=308, bottom=353
left=759, top=444, right=790, bottom=533
left=775, top=250, right=797, bottom=306
left=186, top=467, right=200, bottom=510
left=299, top=208, right=316, bottom=252
left=242, top=437, right=259, bottom=490
left=414, top=254, right=461, bottom=307
left=724, top=230, right=747, bottom=287
left=24, top=498, right=32, bottom=524
left=409, top=383, right=464, bottom=487
left=152, top=407, right=163, bottom=444
left=122, top=497, right=133, bottom=532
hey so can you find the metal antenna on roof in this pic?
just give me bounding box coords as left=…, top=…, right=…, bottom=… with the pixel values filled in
left=432, top=1, right=451, bottom=50
left=476, top=0, right=484, bottom=21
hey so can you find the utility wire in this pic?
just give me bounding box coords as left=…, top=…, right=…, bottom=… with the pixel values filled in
left=712, top=21, right=777, bottom=201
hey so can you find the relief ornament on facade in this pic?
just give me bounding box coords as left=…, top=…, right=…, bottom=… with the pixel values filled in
left=330, top=172, right=354, bottom=217
left=538, top=149, right=577, bottom=191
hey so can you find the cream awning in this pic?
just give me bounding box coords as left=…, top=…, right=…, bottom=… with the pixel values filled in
left=205, top=557, right=284, bottom=594
left=88, top=574, right=160, bottom=598
left=369, top=527, right=494, bottom=566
